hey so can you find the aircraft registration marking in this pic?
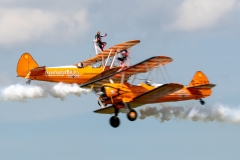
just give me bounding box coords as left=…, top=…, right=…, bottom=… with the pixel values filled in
left=45, top=70, right=81, bottom=78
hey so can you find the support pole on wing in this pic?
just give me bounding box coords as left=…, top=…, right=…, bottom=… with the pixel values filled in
left=103, top=49, right=112, bottom=71
left=109, top=78, right=114, bottom=83
left=102, top=54, right=105, bottom=70
left=110, top=52, right=117, bottom=69
left=130, top=66, right=140, bottom=86
left=121, top=71, right=125, bottom=86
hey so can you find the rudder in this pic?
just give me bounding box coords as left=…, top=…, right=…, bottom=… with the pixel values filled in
left=16, top=52, right=38, bottom=78
left=189, top=71, right=209, bottom=87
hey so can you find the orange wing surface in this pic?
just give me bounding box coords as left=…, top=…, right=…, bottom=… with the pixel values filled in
left=76, top=40, right=140, bottom=66
left=133, top=83, right=184, bottom=102
left=94, top=83, right=183, bottom=114
left=80, top=56, right=173, bottom=88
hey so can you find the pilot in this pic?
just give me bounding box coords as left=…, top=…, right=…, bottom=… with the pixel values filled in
left=117, top=49, right=130, bottom=71
left=95, top=31, right=107, bottom=51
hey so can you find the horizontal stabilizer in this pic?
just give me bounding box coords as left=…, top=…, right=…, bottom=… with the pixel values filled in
left=188, top=84, right=216, bottom=90
left=29, top=66, right=46, bottom=76
left=133, top=83, right=184, bottom=102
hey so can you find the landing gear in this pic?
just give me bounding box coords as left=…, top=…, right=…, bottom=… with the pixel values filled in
left=109, top=116, right=120, bottom=128
left=109, top=106, right=120, bottom=128
left=127, top=109, right=137, bottom=121
left=26, top=79, right=31, bottom=85
left=200, top=99, right=205, bottom=105
left=108, top=103, right=138, bottom=128
left=124, top=102, right=138, bottom=121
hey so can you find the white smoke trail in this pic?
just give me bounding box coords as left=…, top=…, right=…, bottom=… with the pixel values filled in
left=139, top=104, right=240, bottom=124
left=0, top=82, right=90, bottom=102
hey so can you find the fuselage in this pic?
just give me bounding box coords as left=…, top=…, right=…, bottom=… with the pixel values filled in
left=100, top=82, right=212, bottom=107
left=27, top=65, right=107, bottom=84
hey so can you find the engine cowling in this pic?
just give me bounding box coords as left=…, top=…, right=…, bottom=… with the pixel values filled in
left=104, top=86, right=119, bottom=98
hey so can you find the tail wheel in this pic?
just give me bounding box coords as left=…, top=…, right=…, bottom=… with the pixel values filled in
left=200, top=99, right=205, bottom=105
left=109, top=116, right=120, bottom=128
left=127, top=109, right=138, bottom=121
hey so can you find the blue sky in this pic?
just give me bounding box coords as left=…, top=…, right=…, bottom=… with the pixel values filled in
left=1, top=0, right=240, bottom=159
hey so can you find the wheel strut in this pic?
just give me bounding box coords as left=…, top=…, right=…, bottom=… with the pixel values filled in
left=109, top=105, right=120, bottom=128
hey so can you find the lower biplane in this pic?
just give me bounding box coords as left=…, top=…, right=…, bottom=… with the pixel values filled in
left=16, top=40, right=140, bottom=85
left=81, top=56, right=216, bottom=128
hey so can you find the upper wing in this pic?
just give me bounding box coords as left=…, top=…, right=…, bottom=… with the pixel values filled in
left=80, top=56, right=172, bottom=88
left=75, top=40, right=140, bottom=66
left=133, top=83, right=183, bottom=102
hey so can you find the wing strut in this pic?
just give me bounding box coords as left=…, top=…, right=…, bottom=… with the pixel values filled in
left=103, top=49, right=112, bottom=71
left=121, top=72, right=125, bottom=85
left=110, top=52, right=117, bottom=69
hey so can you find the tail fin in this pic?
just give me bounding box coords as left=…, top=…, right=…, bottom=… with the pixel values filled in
left=188, top=71, right=215, bottom=98
left=16, top=52, right=38, bottom=78
left=189, top=71, right=209, bottom=87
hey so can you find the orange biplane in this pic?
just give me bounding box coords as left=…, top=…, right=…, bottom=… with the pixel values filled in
left=16, top=40, right=140, bottom=85
left=81, top=56, right=216, bottom=128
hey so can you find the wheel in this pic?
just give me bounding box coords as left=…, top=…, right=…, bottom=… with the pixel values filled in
left=109, top=116, right=120, bottom=128
left=200, top=99, right=205, bottom=105
left=127, top=109, right=138, bottom=121
left=26, top=79, right=31, bottom=85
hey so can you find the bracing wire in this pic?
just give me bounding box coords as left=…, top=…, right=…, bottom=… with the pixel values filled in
left=156, top=68, right=159, bottom=83
left=159, top=67, right=167, bottom=83
left=163, top=65, right=172, bottom=82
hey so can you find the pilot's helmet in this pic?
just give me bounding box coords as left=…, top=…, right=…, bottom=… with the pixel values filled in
left=146, top=80, right=151, bottom=85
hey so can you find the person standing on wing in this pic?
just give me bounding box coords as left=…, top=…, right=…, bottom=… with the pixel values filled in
left=117, top=48, right=130, bottom=71
left=95, top=31, right=107, bottom=51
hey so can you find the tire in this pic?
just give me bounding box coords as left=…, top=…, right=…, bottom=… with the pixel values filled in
left=109, top=116, right=120, bottom=128
left=127, top=109, right=138, bottom=121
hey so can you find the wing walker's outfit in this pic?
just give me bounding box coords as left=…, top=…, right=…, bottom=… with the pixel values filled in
left=117, top=49, right=129, bottom=62
left=117, top=49, right=130, bottom=71
left=95, top=33, right=107, bottom=51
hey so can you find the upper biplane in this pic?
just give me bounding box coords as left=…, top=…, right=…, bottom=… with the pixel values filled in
left=16, top=40, right=140, bottom=85
left=80, top=56, right=216, bottom=128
